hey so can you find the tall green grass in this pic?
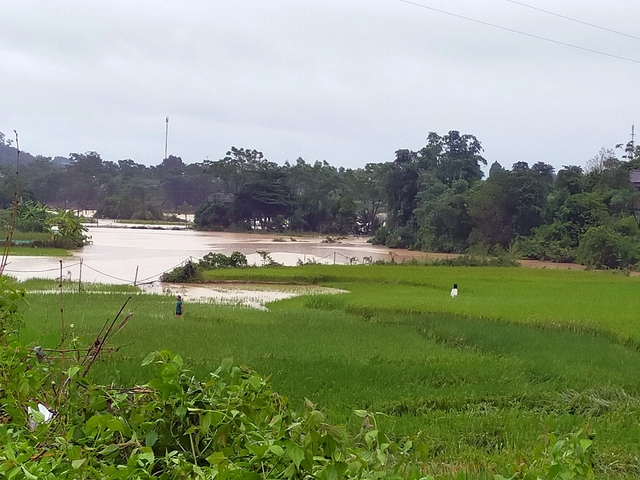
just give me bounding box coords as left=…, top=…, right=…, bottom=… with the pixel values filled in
left=15, top=266, right=640, bottom=477
left=17, top=277, right=140, bottom=293
left=204, top=264, right=640, bottom=344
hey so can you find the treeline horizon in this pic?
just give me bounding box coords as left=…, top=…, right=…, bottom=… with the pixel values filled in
left=1, top=129, right=640, bottom=268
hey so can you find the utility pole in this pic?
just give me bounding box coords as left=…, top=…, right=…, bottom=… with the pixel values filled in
left=164, top=116, right=169, bottom=160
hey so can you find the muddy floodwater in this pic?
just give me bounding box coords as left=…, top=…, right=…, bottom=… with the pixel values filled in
left=4, top=226, right=434, bottom=284
left=155, top=283, right=348, bottom=310
left=2, top=225, right=433, bottom=307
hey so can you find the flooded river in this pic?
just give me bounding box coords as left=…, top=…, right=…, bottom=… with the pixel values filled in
left=4, top=225, right=580, bottom=307
left=2, top=226, right=432, bottom=306
left=4, top=226, right=432, bottom=284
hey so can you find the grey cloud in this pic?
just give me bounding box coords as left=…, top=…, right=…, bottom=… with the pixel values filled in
left=1, top=0, right=638, bottom=170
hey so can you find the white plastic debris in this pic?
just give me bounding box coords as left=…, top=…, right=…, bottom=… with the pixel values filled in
left=27, top=403, right=54, bottom=430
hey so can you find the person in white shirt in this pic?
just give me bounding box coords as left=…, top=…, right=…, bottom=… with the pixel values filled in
left=450, top=283, right=458, bottom=298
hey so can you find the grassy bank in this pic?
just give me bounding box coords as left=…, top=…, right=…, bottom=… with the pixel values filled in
left=5, top=246, right=71, bottom=256
left=0, top=230, right=73, bottom=256
left=15, top=266, right=640, bottom=477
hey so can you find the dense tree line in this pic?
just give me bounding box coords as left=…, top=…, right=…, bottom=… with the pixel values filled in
left=2, top=129, right=639, bottom=267
left=0, top=134, right=384, bottom=234
left=374, top=134, right=640, bottom=269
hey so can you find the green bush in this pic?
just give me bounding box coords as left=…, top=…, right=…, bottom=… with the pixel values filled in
left=199, top=251, right=248, bottom=269
left=160, top=260, right=201, bottom=282
left=577, top=225, right=640, bottom=269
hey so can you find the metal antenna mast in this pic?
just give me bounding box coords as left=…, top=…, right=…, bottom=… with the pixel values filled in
left=164, top=116, right=169, bottom=160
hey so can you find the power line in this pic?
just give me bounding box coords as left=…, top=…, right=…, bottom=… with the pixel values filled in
left=506, top=0, right=640, bottom=42
left=397, top=0, right=640, bottom=65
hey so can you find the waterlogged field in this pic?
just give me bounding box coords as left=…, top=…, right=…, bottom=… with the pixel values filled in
left=16, top=266, right=640, bottom=478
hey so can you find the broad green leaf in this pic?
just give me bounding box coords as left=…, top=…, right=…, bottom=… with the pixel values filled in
left=106, top=417, right=124, bottom=433
left=248, top=375, right=261, bottom=391
left=172, top=354, right=184, bottom=367
left=99, top=444, right=119, bottom=456
left=71, top=459, right=86, bottom=469
left=138, top=451, right=155, bottom=463
left=145, top=431, right=159, bottom=447
left=286, top=444, right=305, bottom=468
left=67, top=445, right=82, bottom=461
left=19, top=467, right=37, bottom=480
left=207, top=452, right=226, bottom=465
left=30, top=411, right=45, bottom=424
left=269, top=444, right=284, bottom=456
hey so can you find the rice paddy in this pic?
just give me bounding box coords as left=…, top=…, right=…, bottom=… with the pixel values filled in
left=14, top=265, right=640, bottom=478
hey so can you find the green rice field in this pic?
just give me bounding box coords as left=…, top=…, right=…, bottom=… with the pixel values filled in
left=15, top=265, right=640, bottom=478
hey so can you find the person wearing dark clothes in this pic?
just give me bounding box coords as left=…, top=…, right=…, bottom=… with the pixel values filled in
left=175, top=295, right=183, bottom=317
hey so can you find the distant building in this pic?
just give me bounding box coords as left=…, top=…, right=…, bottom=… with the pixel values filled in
left=630, top=170, right=640, bottom=213
left=630, top=170, right=640, bottom=190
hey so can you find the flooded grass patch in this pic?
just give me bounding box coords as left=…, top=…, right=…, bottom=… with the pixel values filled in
left=148, top=282, right=348, bottom=309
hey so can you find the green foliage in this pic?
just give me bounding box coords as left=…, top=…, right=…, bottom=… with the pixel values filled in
left=415, top=175, right=472, bottom=253
left=380, top=131, right=487, bottom=250
left=576, top=225, right=640, bottom=269
left=0, top=276, right=426, bottom=479
left=7, top=131, right=640, bottom=269
left=512, top=223, right=576, bottom=263
left=193, top=201, right=232, bottom=230
left=495, top=429, right=595, bottom=480
left=16, top=269, right=640, bottom=477
left=0, top=346, right=421, bottom=477
left=16, top=200, right=48, bottom=232
left=199, top=251, right=248, bottom=269
left=161, top=252, right=249, bottom=281
left=426, top=254, right=520, bottom=267
left=160, top=260, right=201, bottom=283
left=46, top=209, right=90, bottom=247
left=256, top=250, right=283, bottom=267
left=468, top=167, right=546, bottom=247
left=3, top=202, right=89, bottom=249
left=96, top=196, right=165, bottom=221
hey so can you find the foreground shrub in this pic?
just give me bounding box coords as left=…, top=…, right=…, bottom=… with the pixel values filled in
left=1, top=348, right=423, bottom=478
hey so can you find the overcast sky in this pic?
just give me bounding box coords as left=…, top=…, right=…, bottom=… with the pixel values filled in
left=1, top=0, right=639, bottom=172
